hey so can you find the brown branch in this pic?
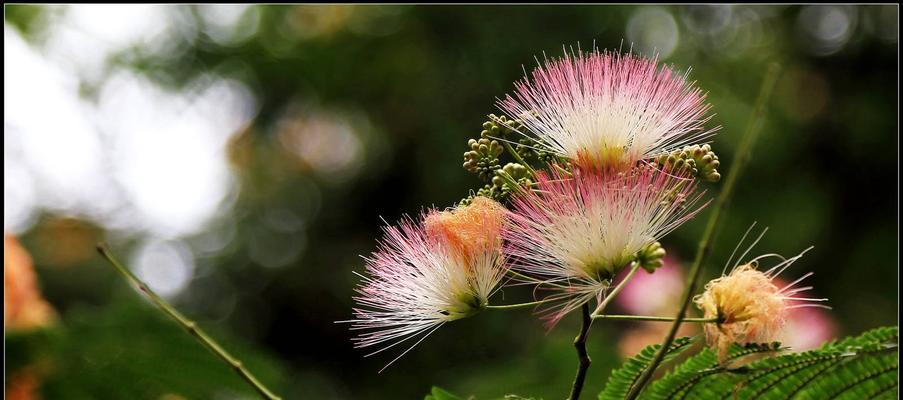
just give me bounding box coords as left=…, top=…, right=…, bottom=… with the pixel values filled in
left=568, top=303, right=593, bottom=400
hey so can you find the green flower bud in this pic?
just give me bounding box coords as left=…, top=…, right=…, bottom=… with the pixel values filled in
left=463, top=133, right=508, bottom=181
left=655, top=144, right=722, bottom=183
left=636, top=241, right=667, bottom=273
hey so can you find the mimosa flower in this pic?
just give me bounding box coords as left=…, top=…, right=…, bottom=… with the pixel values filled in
left=503, top=166, right=707, bottom=326
left=695, top=241, right=829, bottom=361
left=497, top=49, right=716, bottom=171
left=345, top=197, right=507, bottom=370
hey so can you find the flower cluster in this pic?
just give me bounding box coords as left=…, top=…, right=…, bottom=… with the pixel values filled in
left=343, top=47, right=827, bottom=370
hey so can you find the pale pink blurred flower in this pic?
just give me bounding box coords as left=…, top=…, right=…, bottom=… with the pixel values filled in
left=617, top=254, right=685, bottom=316
left=504, top=166, right=707, bottom=326
left=498, top=49, right=716, bottom=171
left=695, top=238, right=829, bottom=361
left=616, top=256, right=701, bottom=358
left=345, top=197, right=507, bottom=370
left=777, top=278, right=837, bottom=351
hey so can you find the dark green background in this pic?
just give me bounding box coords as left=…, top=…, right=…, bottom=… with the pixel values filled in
left=5, top=5, right=898, bottom=399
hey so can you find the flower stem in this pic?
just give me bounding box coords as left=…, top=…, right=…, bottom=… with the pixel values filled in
left=96, top=243, right=282, bottom=400
left=568, top=303, right=593, bottom=400
left=625, top=63, right=782, bottom=400
left=564, top=262, right=640, bottom=399
left=485, top=298, right=558, bottom=310
left=591, top=262, right=640, bottom=317
left=503, top=141, right=537, bottom=175
left=592, top=314, right=720, bottom=323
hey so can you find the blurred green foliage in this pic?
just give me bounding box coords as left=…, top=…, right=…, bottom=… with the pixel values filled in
left=6, top=297, right=286, bottom=399
left=4, top=5, right=898, bottom=399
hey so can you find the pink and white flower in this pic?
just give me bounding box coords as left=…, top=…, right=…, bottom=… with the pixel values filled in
left=503, top=166, right=707, bottom=326
left=498, top=49, right=716, bottom=170
left=345, top=197, right=507, bottom=370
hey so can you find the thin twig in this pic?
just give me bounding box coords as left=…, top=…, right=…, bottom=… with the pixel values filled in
left=485, top=297, right=559, bottom=310
left=591, top=262, right=640, bottom=317
left=568, top=303, right=593, bottom=400
left=592, top=315, right=720, bottom=323
left=503, top=141, right=537, bottom=175
left=96, top=243, right=282, bottom=400
left=624, top=63, right=782, bottom=400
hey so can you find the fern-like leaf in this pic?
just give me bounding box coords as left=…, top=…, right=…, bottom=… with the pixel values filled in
left=598, top=336, right=696, bottom=400
left=631, top=326, right=900, bottom=400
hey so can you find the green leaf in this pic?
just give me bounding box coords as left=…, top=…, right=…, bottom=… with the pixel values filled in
left=598, top=336, right=696, bottom=400
left=6, top=297, right=288, bottom=400
left=626, top=326, right=900, bottom=400
left=425, top=386, right=465, bottom=400
left=423, top=386, right=540, bottom=400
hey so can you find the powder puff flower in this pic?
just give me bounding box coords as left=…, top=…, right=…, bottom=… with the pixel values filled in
left=345, top=197, right=507, bottom=370
left=503, top=166, right=707, bottom=326
left=694, top=228, right=829, bottom=361
left=497, top=49, right=716, bottom=171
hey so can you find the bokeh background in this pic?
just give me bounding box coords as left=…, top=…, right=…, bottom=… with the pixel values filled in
left=4, top=5, right=898, bottom=399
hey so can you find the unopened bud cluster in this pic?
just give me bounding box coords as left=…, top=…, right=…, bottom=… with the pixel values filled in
left=463, top=114, right=526, bottom=182
left=635, top=241, right=666, bottom=273
left=491, top=163, right=533, bottom=190
left=515, top=136, right=559, bottom=164
left=463, top=114, right=548, bottom=202
left=461, top=162, right=534, bottom=206
left=656, top=144, right=721, bottom=182
left=463, top=137, right=503, bottom=181
left=483, top=113, right=524, bottom=138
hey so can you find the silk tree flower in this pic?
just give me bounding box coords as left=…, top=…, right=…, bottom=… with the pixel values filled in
left=695, top=245, right=829, bottom=361
left=503, top=166, right=707, bottom=326
left=345, top=197, right=507, bottom=370
left=497, top=49, right=716, bottom=171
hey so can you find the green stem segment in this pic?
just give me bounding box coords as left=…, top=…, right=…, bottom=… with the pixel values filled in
left=625, top=63, right=782, bottom=400
left=485, top=297, right=559, bottom=310
left=591, top=263, right=640, bottom=317
left=96, top=243, right=282, bottom=400
left=593, top=315, right=720, bottom=323
left=503, top=141, right=537, bottom=176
